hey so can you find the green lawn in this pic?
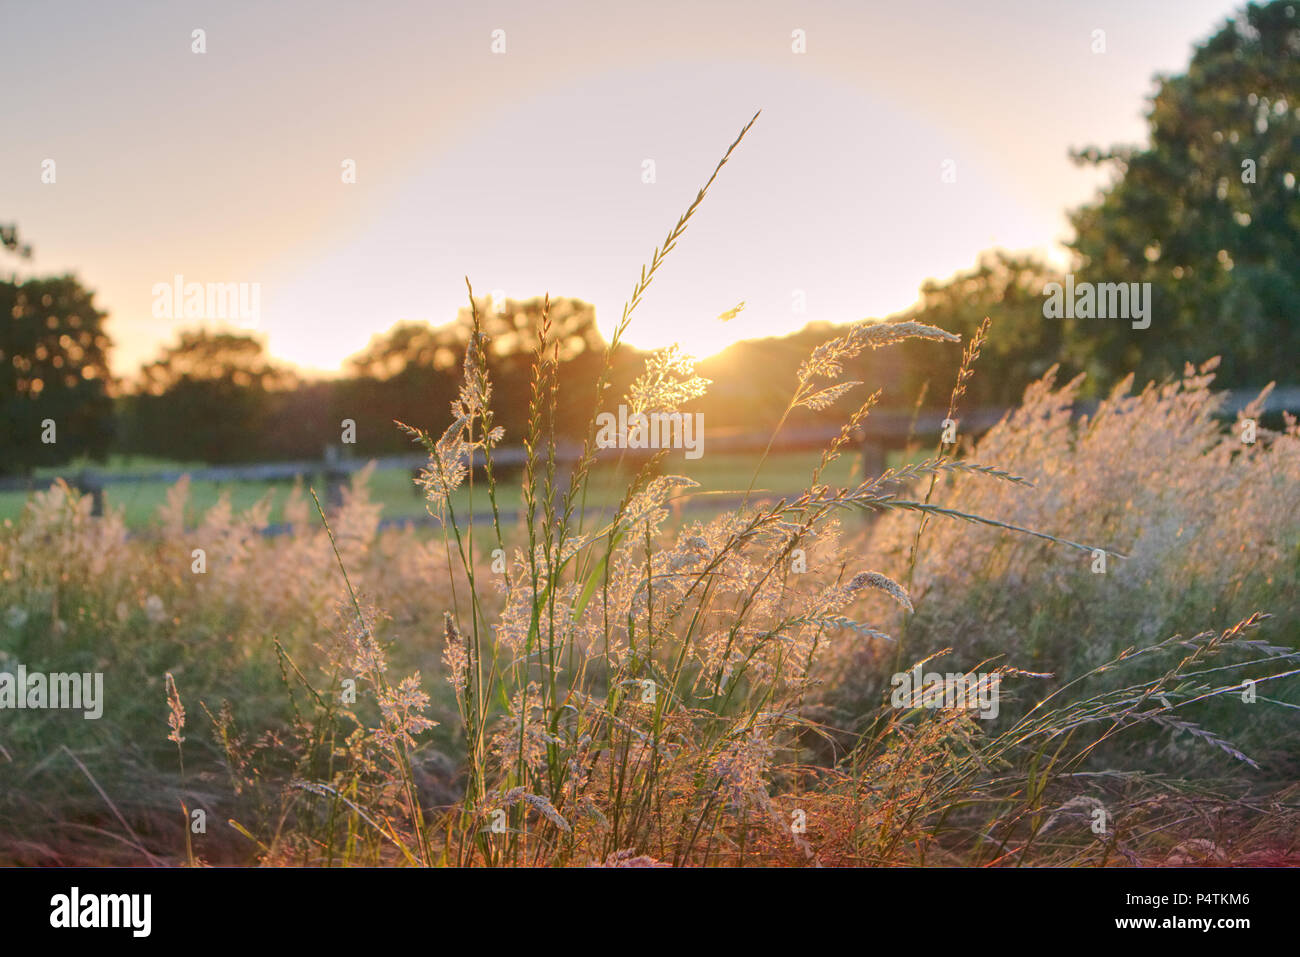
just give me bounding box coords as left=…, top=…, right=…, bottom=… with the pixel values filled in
left=0, top=448, right=895, bottom=531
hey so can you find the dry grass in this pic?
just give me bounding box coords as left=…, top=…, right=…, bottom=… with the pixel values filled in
left=1, top=115, right=1296, bottom=866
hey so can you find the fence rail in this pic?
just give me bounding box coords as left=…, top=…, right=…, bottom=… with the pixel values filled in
left=4, top=386, right=1296, bottom=516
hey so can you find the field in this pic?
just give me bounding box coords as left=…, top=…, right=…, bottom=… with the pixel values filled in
left=2, top=339, right=1297, bottom=867
left=3, top=106, right=1298, bottom=872
left=0, top=449, right=868, bottom=531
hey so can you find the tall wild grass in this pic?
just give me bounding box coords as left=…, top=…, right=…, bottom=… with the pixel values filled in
left=1, top=114, right=1296, bottom=866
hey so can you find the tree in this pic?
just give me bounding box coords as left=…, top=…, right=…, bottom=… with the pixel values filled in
left=136, top=330, right=293, bottom=395
left=0, top=275, right=115, bottom=475
left=123, top=330, right=294, bottom=463
left=693, top=252, right=1065, bottom=434
left=1068, top=0, right=1300, bottom=389
left=348, top=296, right=605, bottom=377
left=346, top=320, right=462, bottom=380
left=890, top=251, right=1068, bottom=407
left=343, top=297, right=617, bottom=448
left=0, top=223, right=33, bottom=262
left=451, top=296, right=612, bottom=440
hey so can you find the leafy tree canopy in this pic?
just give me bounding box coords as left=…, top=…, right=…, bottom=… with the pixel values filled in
left=1068, top=0, right=1300, bottom=388
left=0, top=274, right=114, bottom=474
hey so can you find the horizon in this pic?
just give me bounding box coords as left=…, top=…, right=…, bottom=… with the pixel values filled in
left=2, top=0, right=1245, bottom=378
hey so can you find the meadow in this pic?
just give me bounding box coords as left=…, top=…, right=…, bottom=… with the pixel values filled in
left=1, top=116, right=1297, bottom=868
left=0, top=449, right=865, bottom=531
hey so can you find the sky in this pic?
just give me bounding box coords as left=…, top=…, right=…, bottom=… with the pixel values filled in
left=1, top=0, right=1248, bottom=378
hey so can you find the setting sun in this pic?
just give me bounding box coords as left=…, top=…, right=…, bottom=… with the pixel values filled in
left=2, top=0, right=1297, bottom=910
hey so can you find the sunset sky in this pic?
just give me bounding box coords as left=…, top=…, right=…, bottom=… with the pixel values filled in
left=2, top=0, right=1246, bottom=378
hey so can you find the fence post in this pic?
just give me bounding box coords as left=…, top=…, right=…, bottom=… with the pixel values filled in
left=860, top=439, right=886, bottom=481
left=321, top=444, right=348, bottom=508
left=75, top=471, right=104, bottom=517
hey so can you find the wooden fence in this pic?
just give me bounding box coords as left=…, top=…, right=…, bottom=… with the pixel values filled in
left=3, top=386, right=1296, bottom=516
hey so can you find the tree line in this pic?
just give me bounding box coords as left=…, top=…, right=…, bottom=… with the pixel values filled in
left=3, top=2, right=1296, bottom=475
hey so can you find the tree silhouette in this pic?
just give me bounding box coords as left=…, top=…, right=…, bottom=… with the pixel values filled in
left=0, top=274, right=114, bottom=475
left=122, top=330, right=294, bottom=463
left=1068, top=0, right=1300, bottom=389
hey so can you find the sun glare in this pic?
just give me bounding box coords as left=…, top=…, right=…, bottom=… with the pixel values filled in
left=620, top=314, right=750, bottom=363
